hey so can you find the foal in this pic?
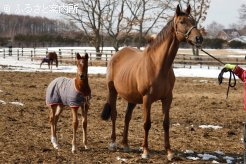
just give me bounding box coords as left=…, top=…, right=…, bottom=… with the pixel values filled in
left=46, top=53, right=91, bottom=153
left=40, top=52, right=58, bottom=70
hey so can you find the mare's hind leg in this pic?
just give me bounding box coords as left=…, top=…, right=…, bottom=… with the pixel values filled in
left=49, top=105, right=62, bottom=149
left=81, top=103, right=89, bottom=149
left=101, top=81, right=118, bottom=150
left=122, top=103, right=136, bottom=152
left=161, top=95, right=174, bottom=161
left=71, top=107, right=79, bottom=153
left=108, top=82, right=118, bottom=151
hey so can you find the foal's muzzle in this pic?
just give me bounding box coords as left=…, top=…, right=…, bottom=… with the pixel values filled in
left=80, top=74, right=87, bottom=80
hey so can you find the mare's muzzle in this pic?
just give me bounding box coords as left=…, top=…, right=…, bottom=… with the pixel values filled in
left=196, top=35, right=203, bottom=45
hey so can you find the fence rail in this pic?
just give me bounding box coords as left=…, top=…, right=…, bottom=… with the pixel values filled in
left=1, top=47, right=246, bottom=69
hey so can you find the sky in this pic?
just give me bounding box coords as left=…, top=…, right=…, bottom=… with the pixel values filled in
left=0, top=0, right=245, bottom=28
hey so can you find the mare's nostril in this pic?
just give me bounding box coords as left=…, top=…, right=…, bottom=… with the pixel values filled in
left=196, top=36, right=203, bottom=43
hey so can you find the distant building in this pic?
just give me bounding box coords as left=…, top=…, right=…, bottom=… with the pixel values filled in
left=217, top=29, right=241, bottom=41
left=229, top=36, right=246, bottom=43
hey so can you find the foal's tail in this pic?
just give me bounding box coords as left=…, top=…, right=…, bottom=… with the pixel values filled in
left=101, top=103, right=111, bottom=120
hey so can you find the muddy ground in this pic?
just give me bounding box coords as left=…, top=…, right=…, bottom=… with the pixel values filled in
left=0, top=71, right=245, bottom=163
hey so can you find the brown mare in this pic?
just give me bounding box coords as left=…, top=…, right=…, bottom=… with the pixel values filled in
left=46, top=53, right=91, bottom=153
left=101, top=5, right=203, bottom=160
left=40, top=52, right=58, bottom=70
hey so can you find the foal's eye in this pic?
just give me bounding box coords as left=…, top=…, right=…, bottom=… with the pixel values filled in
left=180, top=20, right=185, bottom=24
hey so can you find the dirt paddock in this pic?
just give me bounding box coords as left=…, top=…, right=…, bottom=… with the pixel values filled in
left=0, top=71, right=245, bottom=163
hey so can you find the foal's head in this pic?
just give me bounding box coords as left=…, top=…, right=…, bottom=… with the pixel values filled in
left=174, top=5, right=203, bottom=47
left=76, top=53, right=89, bottom=81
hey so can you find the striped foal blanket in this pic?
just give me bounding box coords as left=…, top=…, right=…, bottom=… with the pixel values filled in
left=46, top=77, right=85, bottom=107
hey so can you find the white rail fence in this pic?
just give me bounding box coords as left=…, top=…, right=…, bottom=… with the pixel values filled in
left=1, top=47, right=246, bottom=69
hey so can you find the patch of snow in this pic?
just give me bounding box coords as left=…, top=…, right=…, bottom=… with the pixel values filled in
left=0, top=100, right=6, bottom=104
left=184, top=150, right=194, bottom=154
left=197, top=153, right=218, bottom=160
left=199, top=125, right=222, bottom=129
left=186, top=156, right=200, bottom=160
left=9, top=102, right=24, bottom=106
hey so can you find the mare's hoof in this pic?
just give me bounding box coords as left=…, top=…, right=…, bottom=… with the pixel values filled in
left=123, top=146, right=131, bottom=152
left=53, top=144, right=59, bottom=150
left=141, top=153, right=150, bottom=159
left=108, top=142, right=117, bottom=151
left=167, top=152, right=174, bottom=161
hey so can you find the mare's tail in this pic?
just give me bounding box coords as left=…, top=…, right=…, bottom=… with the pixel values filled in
left=101, top=103, right=111, bottom=120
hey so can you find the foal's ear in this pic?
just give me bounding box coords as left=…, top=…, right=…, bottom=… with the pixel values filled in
left=76, top=53, right=82, bottom=60
left=176, top=4, right=181, bottom=16
left=186, top=5, right=191, bottom=15
left=85, top=53, right=89, bottom=60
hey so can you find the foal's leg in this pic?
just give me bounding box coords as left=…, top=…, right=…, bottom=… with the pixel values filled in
left=141, top=95, right=152, bottom=159
left=71, top=107, right=79, bottom=153
left=49, top=105, right=59, bottom=149
left=81, top=103, right=89, bottom=149
left=122, top=103, right=136, bottom=152
left=161, top=96, right=174, bottom=161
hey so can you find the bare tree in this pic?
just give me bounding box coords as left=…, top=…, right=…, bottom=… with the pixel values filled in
left=102, top=0, right=132, bottom=51
left=206, top=21, right=224, bottom=38
left=125, top=0, right=173, bottom=49
left=239, top=4, right=246, bottom=22
left=59, top=0, right=110, bottom=57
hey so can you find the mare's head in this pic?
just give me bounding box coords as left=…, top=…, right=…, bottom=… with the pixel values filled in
left=174, top=5, right=203, bottom=47
left=76, top=53, right=89, bottom=81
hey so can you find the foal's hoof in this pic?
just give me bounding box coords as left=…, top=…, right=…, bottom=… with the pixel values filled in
left=167, top=152, right=175, bottom=161
left=53, top=144, right=59, bottom=150
left=51, top=137, right=59, bottom=150
left=141, top=153, right=150, bottom=159
left=72, top=145, right=76, bottom=154
left=108, top=142, right=117, bottom=151
left=84, top=145, right=89, bottom=150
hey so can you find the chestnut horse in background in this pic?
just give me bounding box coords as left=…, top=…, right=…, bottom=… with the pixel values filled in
left=40, top=52, right=58, bottom=70
left=46, top=53, right=91, bottom=153
left=101, top=5, right=203, bottom=160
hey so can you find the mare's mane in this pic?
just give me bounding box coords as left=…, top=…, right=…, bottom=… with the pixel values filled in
left=146, top=11, right=188, bottom=54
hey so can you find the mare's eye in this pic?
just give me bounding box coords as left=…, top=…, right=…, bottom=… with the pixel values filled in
left=180, top=20, right=185, bottom=24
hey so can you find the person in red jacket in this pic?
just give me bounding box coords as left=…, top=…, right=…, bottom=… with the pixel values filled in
left=225, top=64, right=246, bottom=163
left=225, top=64, right=246, bottom=111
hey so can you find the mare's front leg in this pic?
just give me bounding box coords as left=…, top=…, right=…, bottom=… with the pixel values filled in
left=161, top=96, right=174, bottom=161
left=71, top=107, right=79, bottom=153
left=141, top=95, right=152, bottom=158
left=122, top=103, right=136, bottom=152
left=81, top=103, right=89, bottom=149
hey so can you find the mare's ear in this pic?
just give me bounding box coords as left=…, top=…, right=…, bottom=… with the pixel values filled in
left=186, top=5, right=191, bottom=15
left=176, top=4, right=181, bottom=16
left=76, top=53, right=82, bottom=60
left=85, top=53, right=89, bottom=60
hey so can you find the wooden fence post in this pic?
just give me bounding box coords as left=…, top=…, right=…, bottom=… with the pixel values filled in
left=71, top=49, right=73, bottom=58
left=31, top=50, right=33, bottom=61
left=106, top=53, right=108, bottom=66
left=3, top=49, right=5, bottom=59
left=59, top=49, right=62, bottom=64
left=21, top=48, right=24, bottom=56
left=17, top=49, right=19, bottom=60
